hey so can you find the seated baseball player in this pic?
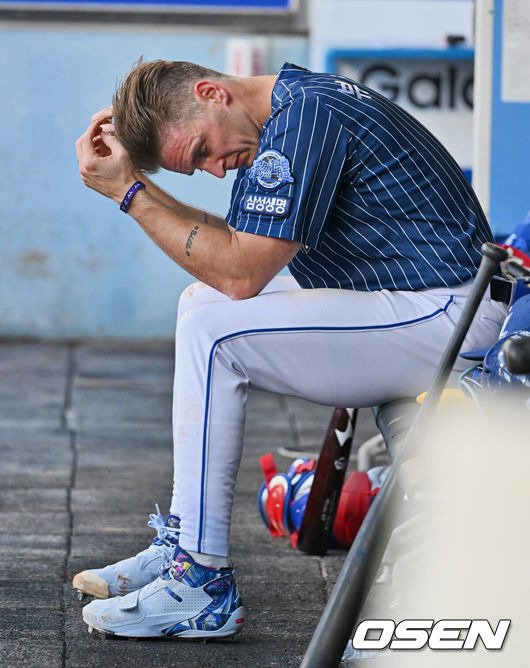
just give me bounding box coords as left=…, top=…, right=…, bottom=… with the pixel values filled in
left=74, top=60, right=506, bottom=639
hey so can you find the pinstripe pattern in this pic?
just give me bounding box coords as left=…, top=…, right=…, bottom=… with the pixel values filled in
left=226, top=63, right=493, bottom=291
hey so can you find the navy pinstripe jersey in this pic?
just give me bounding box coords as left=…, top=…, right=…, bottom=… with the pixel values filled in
left=225, top=63, right=493, bottom=291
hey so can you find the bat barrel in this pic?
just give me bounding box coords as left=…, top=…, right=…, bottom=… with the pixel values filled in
left=296, top=407, right=358, bottom=556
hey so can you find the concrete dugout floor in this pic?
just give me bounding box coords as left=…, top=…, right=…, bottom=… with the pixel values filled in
left=0, top=340, right=383, bottom=667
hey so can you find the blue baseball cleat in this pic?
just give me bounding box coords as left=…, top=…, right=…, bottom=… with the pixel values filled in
left=82, top=546, right=244, bottom=639
left=72, top=505, right=180, bottom=600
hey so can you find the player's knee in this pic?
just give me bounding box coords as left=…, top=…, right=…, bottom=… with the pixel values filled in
left=180, top=281, right=204, bottom=305
left=177, top=281, right=210, bottom=320
left=178, top=281, right=232, bottom=317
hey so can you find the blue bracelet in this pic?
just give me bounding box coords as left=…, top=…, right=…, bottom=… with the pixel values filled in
left=120, top=180, right=146, bottom=213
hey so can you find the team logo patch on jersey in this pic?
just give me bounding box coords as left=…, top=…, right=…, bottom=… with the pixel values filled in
left=249, top=149, right=294, bottom=190
left=243, top=193, right=292, bottom=217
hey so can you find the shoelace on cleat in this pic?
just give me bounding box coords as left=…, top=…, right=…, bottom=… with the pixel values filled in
left=147, top=504, right=179, bottom=548
left=158, top=558, right=173, bottom=579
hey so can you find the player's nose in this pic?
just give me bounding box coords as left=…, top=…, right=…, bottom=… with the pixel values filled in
left=204, top=157, right=226, bottom=179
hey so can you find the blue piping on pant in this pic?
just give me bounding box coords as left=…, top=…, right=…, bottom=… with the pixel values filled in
left=196, top=296, right=454, bottom=551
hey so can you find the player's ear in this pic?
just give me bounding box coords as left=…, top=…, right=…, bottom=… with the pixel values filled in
left=194, top=80, right=230, bottom=105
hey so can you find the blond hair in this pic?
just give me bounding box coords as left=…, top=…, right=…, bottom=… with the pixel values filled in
left=113, top=59, right=231, bottom=172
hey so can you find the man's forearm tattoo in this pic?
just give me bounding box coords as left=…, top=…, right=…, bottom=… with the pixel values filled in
left=203, top=212, right=209, bottom=225
left=185, top=225, right=200, bottom=256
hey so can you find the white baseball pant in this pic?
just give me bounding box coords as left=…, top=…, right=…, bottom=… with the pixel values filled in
left=170, top=275, right=506, bottom=556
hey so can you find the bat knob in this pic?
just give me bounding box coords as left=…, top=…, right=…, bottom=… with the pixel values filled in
left=481, top=242, right=509, bottom=264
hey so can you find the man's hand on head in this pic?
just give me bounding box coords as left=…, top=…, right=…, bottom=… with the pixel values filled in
left=87, top=106, right=116, bottom=159
left=76, top=108, right=139, bottom=204
left=91, top=106, right=114, bottom=124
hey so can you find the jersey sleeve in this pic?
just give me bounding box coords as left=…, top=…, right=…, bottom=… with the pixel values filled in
left=228, top=94, right=349, bottom=249
left=225, top=168, right=248, bottom=227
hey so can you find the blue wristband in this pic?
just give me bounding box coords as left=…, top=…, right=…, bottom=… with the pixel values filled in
left=120, top=180, right=146, bottom=213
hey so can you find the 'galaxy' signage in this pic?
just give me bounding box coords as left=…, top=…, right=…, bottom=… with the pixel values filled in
left=338, top=58, right=474, bottom=110
left=357, top=62, right=473, bottom=109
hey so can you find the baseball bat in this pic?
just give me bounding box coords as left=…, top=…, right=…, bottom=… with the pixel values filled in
left=296, top=407, right=358, bottom=556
